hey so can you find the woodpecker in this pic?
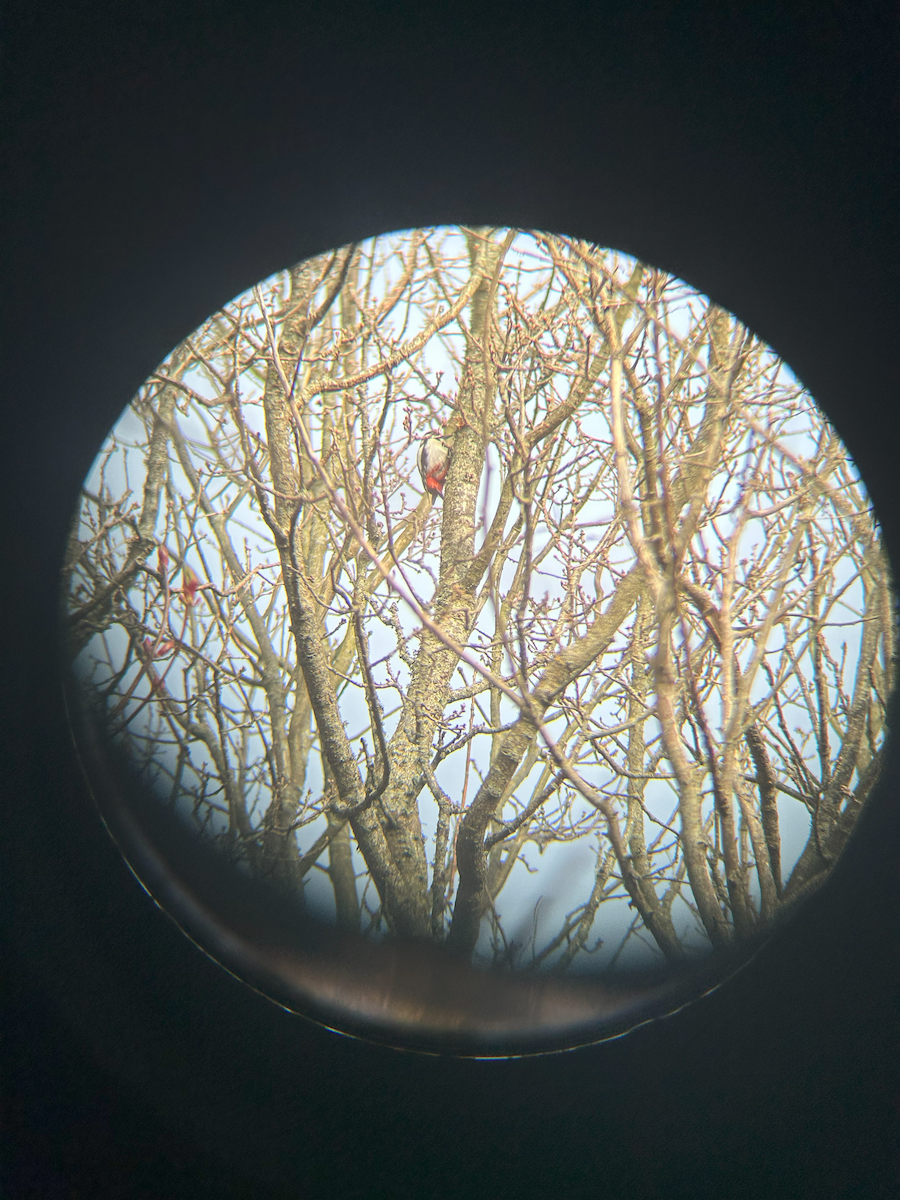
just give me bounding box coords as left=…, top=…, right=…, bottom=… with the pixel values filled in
left=417, top=435, right=451, bottom=499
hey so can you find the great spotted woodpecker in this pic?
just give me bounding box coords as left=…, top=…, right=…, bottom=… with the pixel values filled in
left=417, top=436, right=451, bottom=499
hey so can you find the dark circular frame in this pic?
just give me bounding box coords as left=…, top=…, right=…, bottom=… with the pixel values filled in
left=6, top=4, right=900, bottom=1194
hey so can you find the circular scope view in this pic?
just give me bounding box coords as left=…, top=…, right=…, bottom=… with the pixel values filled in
left=62, top=227, right=894, bottom=1042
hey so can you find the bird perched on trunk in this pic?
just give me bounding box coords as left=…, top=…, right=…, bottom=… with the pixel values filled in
left=417, top=435, right=451, bottom=499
